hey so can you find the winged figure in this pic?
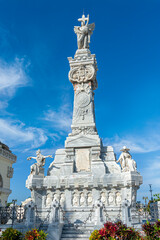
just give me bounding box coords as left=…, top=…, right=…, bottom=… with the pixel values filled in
left=74, top=14, right=95, bottom=49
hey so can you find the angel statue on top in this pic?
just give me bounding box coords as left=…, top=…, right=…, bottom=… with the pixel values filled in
left=27, top=149, right=53, bottom=175
left=74, top=14, right=95, bottom=49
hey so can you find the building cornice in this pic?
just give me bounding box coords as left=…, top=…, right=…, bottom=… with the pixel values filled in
left=0, top=148, right=17, bottom=163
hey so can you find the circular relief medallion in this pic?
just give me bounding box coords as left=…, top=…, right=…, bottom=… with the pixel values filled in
left=76, top=92, right=90, bottom=108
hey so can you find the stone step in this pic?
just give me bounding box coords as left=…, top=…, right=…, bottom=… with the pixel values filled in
left=61, top=238, right=89, bottom=240
left=62, top=230, right=91, bottom=234
left=62, top=228, right=93, bottom=231
left=63, top=226, right=93, bottom=231
left=61, top=224, right=93, bottom=239
left=62, top=234, right=90, bottom=238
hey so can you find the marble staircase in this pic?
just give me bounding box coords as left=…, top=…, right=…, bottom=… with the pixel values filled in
left=61, top=224, right=93, bottom=240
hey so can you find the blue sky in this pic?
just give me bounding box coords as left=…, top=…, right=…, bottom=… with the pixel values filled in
left=0, top=0, right=160, bottom=204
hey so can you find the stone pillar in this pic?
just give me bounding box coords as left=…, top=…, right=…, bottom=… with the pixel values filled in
left=49, top=200, right=59, bottom=224
left=94, top=200, right=103, bottom=228
left=25, top=202, right=35, bottom=227
left=122, top=199, right=131, bottom=226
left=68, top=49, right=98, bottom=135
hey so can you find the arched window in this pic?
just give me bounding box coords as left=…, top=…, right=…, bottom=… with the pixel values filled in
left=0, top=174, right=3, bottom=188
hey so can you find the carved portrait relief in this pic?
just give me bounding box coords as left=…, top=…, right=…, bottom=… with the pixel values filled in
left=60, top=193, right=65, bottom=205
left=72, top=192, right=79, bottom=206
left=80, top=192, right=85, bottom=206
left=108, top=192, right=114, bottom=205
left=116, top=192, right=121, bottom=205
left=46, top=192, right=52, bottom=207
left=87, top=192, right=93, bottom=206
left=53, top=193, right=59, bottom=204
left=101, top=192, right=106, bottom=204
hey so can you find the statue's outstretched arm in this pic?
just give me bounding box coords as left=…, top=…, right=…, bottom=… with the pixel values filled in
left=116, top=156, right=122, bottom=163
left=43, top=155, right=53, bottom=159
left=27, top=156, right=37, bottom=161
left=86, top=14, right=89, bottom=25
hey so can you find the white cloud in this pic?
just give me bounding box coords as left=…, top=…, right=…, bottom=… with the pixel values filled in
left=43, top=104, right=72, bottom=132
left=103, top=124, right=160, bottom=153
left=0, top=57, right=30, bottom=111
left=0, top=118, right=47, bottom=150
left=0, top=57, right=49, bottom=151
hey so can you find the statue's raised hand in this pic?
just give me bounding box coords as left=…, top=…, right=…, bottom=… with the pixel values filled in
left=27, top=157, right=32, bottom=161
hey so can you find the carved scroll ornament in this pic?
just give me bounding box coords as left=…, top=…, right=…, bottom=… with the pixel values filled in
left=69, top=65, right=95, bottom=84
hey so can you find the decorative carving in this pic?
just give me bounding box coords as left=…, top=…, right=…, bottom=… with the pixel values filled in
left=72, top=192, right=79, bottom=206
left=116, top=192, right=121, bottom=205
left=0, top=147, right=17, bottom=162
left=74, top=14, right=95, bottom=49
left=69, top=65, right=95, bottom=84
left=108, top=192, right=114, bottom=205
left=74, top=83, right=91, bottom=94
left=7, top=166, right=13, bottom=178
left=100, top=192, right=106, bottom=204
left=60, top=193, right=65, bottom=205
left=117, top=146, right=137, bottom=172
left=80, top=192, right=85, bottom=206
left=53, top=193, right=59, bottom=204
left=46, top=192, right=52, bottom=207
left=87, top=192, right=93, bottom=206
left=71, top=126, right=96, bottom=136
left=73, top=106, right=91, bottom=121
left=76, top=91, right=91, bottom=108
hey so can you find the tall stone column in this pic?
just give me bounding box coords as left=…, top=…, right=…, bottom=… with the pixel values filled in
left=68, top=49, right=98, bottom=135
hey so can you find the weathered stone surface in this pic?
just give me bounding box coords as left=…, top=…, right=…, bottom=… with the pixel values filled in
left=75, top=148, right=90, bottom=172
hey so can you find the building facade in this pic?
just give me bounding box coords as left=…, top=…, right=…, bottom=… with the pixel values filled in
left=0, top=142, right=17, bottom=206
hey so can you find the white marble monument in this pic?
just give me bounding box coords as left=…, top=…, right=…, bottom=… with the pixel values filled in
left=26, top=14, right=143, bottom=240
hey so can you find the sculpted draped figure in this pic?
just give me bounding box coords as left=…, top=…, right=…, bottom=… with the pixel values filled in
left=116, top=146, right=137, bottom=172
left=74, top=14, right=95, bottom=49
left=27, top=149, right=53, bottom=175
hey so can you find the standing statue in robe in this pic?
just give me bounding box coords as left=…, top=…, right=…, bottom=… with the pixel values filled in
left=27, top=149, right=53, bottom=175
left=74, top=14, right=95, bottom=49
left=116, top=146, right=137, bottom=172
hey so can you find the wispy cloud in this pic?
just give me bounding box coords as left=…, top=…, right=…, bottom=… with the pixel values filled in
left=0, top=57, right=30, bottom=111
left=0, top=57, right=48, bottom=151
left=104, top=123, right=160, bottom=153
left=43, top=104, right=72, bottom=133
left=0, top=118, right=47, bottom=150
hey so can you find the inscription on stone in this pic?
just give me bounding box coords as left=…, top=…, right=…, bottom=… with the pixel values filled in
left=75, top=148, right=90, bottom=172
